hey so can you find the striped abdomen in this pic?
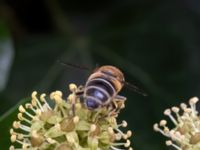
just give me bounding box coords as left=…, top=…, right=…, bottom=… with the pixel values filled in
left=84, top=78, right=116, bottom=109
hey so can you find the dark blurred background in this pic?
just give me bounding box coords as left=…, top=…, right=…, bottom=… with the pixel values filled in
left=1, top=0, right=200, bottom=149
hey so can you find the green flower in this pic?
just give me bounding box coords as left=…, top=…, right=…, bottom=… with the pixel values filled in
left=10, top=84, right=133, bottom=150
left=154, top=97, right=200, bottom=150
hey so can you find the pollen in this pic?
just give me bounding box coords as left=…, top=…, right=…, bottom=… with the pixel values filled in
left=9, top=83, right=133, bottom=150
left=154, top=97, right=200, bottom=150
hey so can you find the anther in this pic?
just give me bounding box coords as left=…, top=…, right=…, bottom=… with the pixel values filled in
left=9, top=145, right=14, bottom=150
left=126, top=130, right=132, bottom=138
left=171, top=107, right=180, bottom=113
left=108, top=127, right=114, bottom=134
left=122, top=120, right=128, bottom=127
left=10, top=128, right=15, bottom=134
left=25, top=103, right=33, bottom=109
left=31, top=91, right=37, bottom=99
left=90, top=124, right=96, bottom=132
left=73, top=116, right=79, bottom=124
left=189, top=97, right=199, bottom=105
left=54, top=91, right=62, bottom=97
left=180, top=103, right=187, bottom=110
left=10, top=135, right=17, bottom=142
left=13, top=121, right=20, bottom=129
left=69, top=83, right=77, bottom=92
left=17, top=113, right=23, bottom=121
left=153, top=123, right=159, bottom=131
left=19, top=105, right=26, bottom=113
left=159, top=120, right=167, bottom=126
left=166, top=140, right=172, bottom=146
left=124, top=139, right=131, bottom=147
left=164, top=109, right=171, bottom=116
left=40, top=94, right=46, bottom=102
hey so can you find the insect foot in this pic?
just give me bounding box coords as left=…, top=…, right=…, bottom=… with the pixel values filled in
left=153, top=97, right=200, bottom=150
left=10, top=83, right=133, bottom=150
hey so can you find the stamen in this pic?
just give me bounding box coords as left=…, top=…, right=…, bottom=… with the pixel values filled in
left=69, top=83, right=77, bottom=92
left=32, top=91, right=44, bottom=112
left=40, top=94, right=52, bottom=110
left=117, top=120, right=127, bottom=127
left=17, top=113, right=31, bottom=124
left=19, top=124, right=31, bottom=132
left=166, top=140, right=182, bottom=150
left=19, top=105, right=34, bottom=118
left=124, top=140, right=131, bottom=147
left=25, top=103, right=37, bottom=113
left=50, top=91, right=63, bottom=104
left=164, top=109, right=178, bottom=125
left=126, top=130, right=132, bottom=138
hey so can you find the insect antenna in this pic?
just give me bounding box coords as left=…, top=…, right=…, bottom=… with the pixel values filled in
left=123, top=81, right=148, bottom=96
left=58, top=59, right=91, bottom=71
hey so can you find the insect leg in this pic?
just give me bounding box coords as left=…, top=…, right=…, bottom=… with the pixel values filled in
left=114, top=95, right=127, bottom=101
left=108, top=95, right=126, bottom=116
left=71, top=86, right=84, bottom=116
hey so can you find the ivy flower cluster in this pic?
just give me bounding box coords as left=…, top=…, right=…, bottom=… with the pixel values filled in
left=10, top=84, right=133, bottom=150
left=154, top=97, right=200, bottom=150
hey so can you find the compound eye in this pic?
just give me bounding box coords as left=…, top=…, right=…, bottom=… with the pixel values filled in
left=86, top=98, right=99, bottom=109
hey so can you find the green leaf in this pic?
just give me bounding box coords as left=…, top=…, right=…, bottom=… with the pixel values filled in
left=0, top=21, right=10, bottom=39
left=0, top=97, right=30, bottom=149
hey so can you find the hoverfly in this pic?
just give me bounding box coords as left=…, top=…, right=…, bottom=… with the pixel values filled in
left=59, top=61, right=147, bottom=112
